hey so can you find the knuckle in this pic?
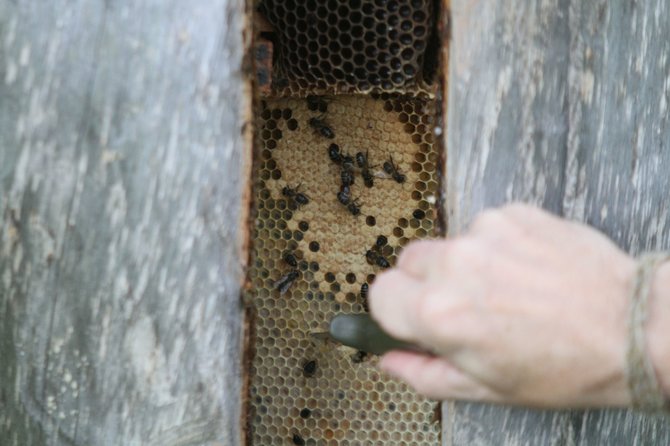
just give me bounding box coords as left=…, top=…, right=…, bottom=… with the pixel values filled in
left=469, top=209, right=508, bottom=233
left=410, top=377, right=436, bottom=397
left=415, top=288, right=441, bottom=331
left=397, top=240, right=427, bottom=266
left=415, top=286, right=459, bottom=341
left=367, top=273, right=389, bottom=313
left=502, top=202, right=534, bottom=214
left=502, top=202, right=551, bottom=225
left=442, top=237, right=481, bottom=269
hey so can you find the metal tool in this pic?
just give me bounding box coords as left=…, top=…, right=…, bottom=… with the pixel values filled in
left=323, top=313, right=430, bottom=356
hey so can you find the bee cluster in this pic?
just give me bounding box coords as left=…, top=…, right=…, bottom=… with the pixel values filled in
left=273, top=96, right=408, bottom=299
left=250, top=94, right=440, bottom=445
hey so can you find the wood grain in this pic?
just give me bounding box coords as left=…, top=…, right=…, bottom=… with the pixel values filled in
left=0, top=1, right=251, bottom=445
left=445, top=0, right=670, bottom=444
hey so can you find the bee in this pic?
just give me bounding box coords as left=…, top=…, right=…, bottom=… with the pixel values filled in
left=282, top=185, right=294, bottom=197
left=341, top=153, right=354, bottom=169
left=355, top=151, right=370, bottom=169
left=294, top=192, right=309, bottom=207
left=360, top=283, right=369, bottom=311
left=360, top=282, right=368, bottom=299
left=347, top=198, right=362, bottom=216
left=309, top=116, right=335, bottom=139
left=283, top=252, right=298, bottom=268
left=376, top=255, right=390, bottom=269
left=306, top=95, right=329, bottom=113
left=328, top=143, right=342, bottom=163
left=337, top=184, right=351, bottom=205
left=365, top=249, right=378, bottom=265
left=292, top=432, right=306, bottom=446
left=375, top=235, right=388, bottom=249
left=302, top=359, right=317, bottom=377
left=383, top=156, right=406, bottom=183
left=351, top=350, right=369, bottom=364
left=274, top=269, right=300, bottom=295
left=341, top=167, right=354, bottom=186
left=356, top=151, right=375, bottom=187
left=362, top=169, right=374, bottom=188
left=413, top=209, right=426, bottom=220
left=282, top=184, right=310, bottom=208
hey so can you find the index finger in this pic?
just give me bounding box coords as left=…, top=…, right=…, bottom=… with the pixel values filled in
left=368, top=268, right=425, bottom=343
left=395, top=239, right=448, bottom=279
left=371, top=264, right=471, bottom=354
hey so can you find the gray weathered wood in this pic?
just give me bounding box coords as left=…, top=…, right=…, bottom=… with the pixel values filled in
left=566, top=1, right=670, bottom=445
left=445, top=0, right=670, bottom=444
left=0, top=1, right=250, bottom=445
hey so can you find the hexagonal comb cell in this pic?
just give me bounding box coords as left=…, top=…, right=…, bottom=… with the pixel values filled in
left=247, top=94, right=442, bottom=445
left=258, top=0, right=437, bottom=95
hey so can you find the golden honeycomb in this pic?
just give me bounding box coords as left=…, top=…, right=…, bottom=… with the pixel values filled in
left=247, top=94, right=442, bottom=445
left=258, top=0, right=439, bottom=96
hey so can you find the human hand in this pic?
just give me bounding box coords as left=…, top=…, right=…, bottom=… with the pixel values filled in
left=369, top=203, right=644, bottom=408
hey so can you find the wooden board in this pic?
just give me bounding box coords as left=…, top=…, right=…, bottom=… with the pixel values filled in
left=4, top=0, right=670, bottom=444
left=444, top=0, right=670, bottom=444
left=0, top=1, right=251, bottom=444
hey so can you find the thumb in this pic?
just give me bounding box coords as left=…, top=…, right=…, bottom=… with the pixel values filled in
left=380, top=351, right=500, bottom=403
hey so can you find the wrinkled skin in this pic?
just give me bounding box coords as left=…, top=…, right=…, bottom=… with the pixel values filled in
left=370, top=203, right=670, bottom=408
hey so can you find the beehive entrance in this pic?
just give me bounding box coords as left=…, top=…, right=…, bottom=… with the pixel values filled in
left=247, top=1, right=445, bottom=444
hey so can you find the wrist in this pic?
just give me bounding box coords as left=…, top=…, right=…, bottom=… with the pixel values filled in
left=647, top=259, right=670, bottom=401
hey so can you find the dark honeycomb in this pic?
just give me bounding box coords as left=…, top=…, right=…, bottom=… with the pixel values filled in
left=248, top=94, right=441, bottom=445
left=258, top=0, right=437, bottom=96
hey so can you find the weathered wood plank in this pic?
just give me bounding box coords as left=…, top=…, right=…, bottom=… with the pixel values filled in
left=566, top=1, right=670, bottom=444
left=446, top=0, right=571, bottom=228
left=0, top=1, right=251, bottom=445
left=445, top=0, right=670, bottom=444
left=445, top=1, right=573, bottom=444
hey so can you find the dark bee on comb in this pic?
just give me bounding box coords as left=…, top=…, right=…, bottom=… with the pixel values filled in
left=283, top=252, right=298, bottom=268
left=375, top=256, right=390, bottom=269
left=294, top=192, right=309, bottom=207
left=282, top=184, right=310, bottom=208
left=309, top=116, right=334, bottom=139
left=356, top=151, right=375, bottom=187
left=306, top=95, right=329, bottom=113
left=355, top=151, right=369, bottom=169
left=365, top=249, right=378, bottom=265
left=302, top=359, right=317, bottom=377
left=360, top=282, right=369, bottom=311
left=347, top=198, right=362, bottom=216
left=337, top=184, right=351, bottom=205
left=383, top=156, right=406, bottom=183
left=341, top=153, right=354, bottom=169
left=341, top=168, right=354, bottom=187
left=328, top=143, right=342, bottom=163
left=362, top=169, right=374, bottom=188
left=351, top=350, right=369, bottom=364
left=291, top=432, right=306, bottom=446
left=360, top=282, right=369, bottom=299
left=274, top=269, right=300, bottom=295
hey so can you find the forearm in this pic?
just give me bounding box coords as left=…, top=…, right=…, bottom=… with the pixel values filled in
left=648, top=261, right=670, bottom=400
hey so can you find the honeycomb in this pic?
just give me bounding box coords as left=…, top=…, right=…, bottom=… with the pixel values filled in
left=247, top=94, right=442, bottom=445
left=258, top=0, right=438, bottom=96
